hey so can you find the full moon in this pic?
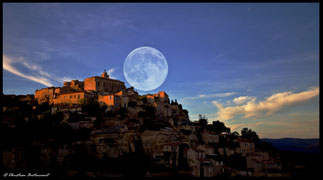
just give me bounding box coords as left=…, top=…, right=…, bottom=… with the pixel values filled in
left=123, top=46, right=168, bottom=91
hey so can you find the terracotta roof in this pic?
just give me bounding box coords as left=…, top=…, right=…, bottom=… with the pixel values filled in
left=35, top=86, right=59, bottom=91
left=85, top=76, right=125, bottom=84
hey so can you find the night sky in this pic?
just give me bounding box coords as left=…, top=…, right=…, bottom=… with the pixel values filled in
left=3, top=3, right=319, bottom=138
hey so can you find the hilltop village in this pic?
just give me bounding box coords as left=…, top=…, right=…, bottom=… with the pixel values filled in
left=2, top=71, right=291, bottom=177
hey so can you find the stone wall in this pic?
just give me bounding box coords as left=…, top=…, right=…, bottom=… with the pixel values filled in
left=53, top=92, right=87, bottom=105
left=35, top=87, right=58, bottom=104
left=84, top=77, right=125, bottom=93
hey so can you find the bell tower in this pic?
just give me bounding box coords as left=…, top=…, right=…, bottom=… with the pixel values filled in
left=101, top=69, right=109, bottom=79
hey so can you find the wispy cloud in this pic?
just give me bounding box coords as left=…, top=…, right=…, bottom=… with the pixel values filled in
left=3, top=54, right=53, bottom=87
left=233, top=96, right=256, bottom=105
left=107, top=67, right=117, bottom=79
left=212, top=87, right=319, bottom=121
left=228, top=121, right=265, bottom=132
left=181, top=92, right=236, bottom=101
left=15, top=56, right=52, bottom=78
left=209, top=47, right=237, bottom=63
left=3, top=54, right=84, bottom=87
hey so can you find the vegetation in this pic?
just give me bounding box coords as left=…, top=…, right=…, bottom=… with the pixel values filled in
left=208, top=120, right=230, bottom=134
left=80, top=98, right=102, bottom=116
left=182, top=109, right=189, bottom=116
left=67, top=112, right=86, bottom=123
left=226, top=153, right=247, bottom=171
left=115, top=107, right=128, bottom=119
left=170, top=99, right=178, bottom=105
left=128, top=101, right=137, bottom=108
left=198, top=114, right=208, bottom=126
left=241, top=127, right=260, bottom=144
left=137, top=96, right=147, bottom=104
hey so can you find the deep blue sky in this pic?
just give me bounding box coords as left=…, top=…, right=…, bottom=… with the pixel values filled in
left=3, top=3, right=319, bottom=138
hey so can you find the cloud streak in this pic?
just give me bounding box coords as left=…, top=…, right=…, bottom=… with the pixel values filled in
left=3, top=54, right=54, bottom=87
left=3, top=54, right=87, bottom=87
left=233, top=96, right=256, bottom=105
left=107, top=68, right=117, bottom=79
left=181, top=92, right=236, bottom=101
left=213, top=87, right=319, bottom=121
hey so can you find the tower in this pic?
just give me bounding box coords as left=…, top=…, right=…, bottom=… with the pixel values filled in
left=101, top=69, right=109, bottom=78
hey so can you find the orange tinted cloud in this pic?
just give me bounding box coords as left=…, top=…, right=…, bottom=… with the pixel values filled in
left=233, top=96, right=256, bottom=105
left=213, top=87, right=319, bottom=121
left=181, top=92, right=235, bottom=101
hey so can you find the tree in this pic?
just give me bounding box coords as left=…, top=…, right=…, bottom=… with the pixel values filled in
left=128, top=101, right=137, bottom=108
left=241, top=128, right=248, bottom=137
left=227, top=154, right=247, bottom=171
left=232, top=131, right=240, bottom=138
left=183, top=109, right=189, bottom=116
left=241, top=128, right=260, bottom=144
left=207, top=120, right=230, bottom=134
left=80, top=99, right=100, bottom=116
left=198, top=114, right=208, bottom=126
left=116, top=107, right=128, bottom=119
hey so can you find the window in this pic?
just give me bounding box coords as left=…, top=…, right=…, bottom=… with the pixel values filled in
left=64, top=96, right=66, bottom=100
left=70, top=95, right=72, bottom=98
left=97, top=82, right=100, bottom=86
left=109, top=96, right=112, bottom=100
left=74, top=95, right=76, bottom=98
left=78, top=95, right=80, bottom=99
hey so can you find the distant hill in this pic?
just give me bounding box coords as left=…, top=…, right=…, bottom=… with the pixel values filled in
left=261, top=138, right=320, bottom=154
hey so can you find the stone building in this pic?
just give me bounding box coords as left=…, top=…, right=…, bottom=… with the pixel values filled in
left=98, top=87, right=139, bottom=108
left=84, top=70, right=125, bottom=93
left=35, top=86, right=59, bottom=104
left=202, top=131, right=219, bottom=144
left=34, top=70, right=126, bottom=105
left=246, top=152, right=282, bottom=177
left=53, top=91, right=94, bottom=105
left=235, top=139, right=255, bottom=156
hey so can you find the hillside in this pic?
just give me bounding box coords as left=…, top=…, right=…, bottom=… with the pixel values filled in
left=262, top=138, right=320, bottom=154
